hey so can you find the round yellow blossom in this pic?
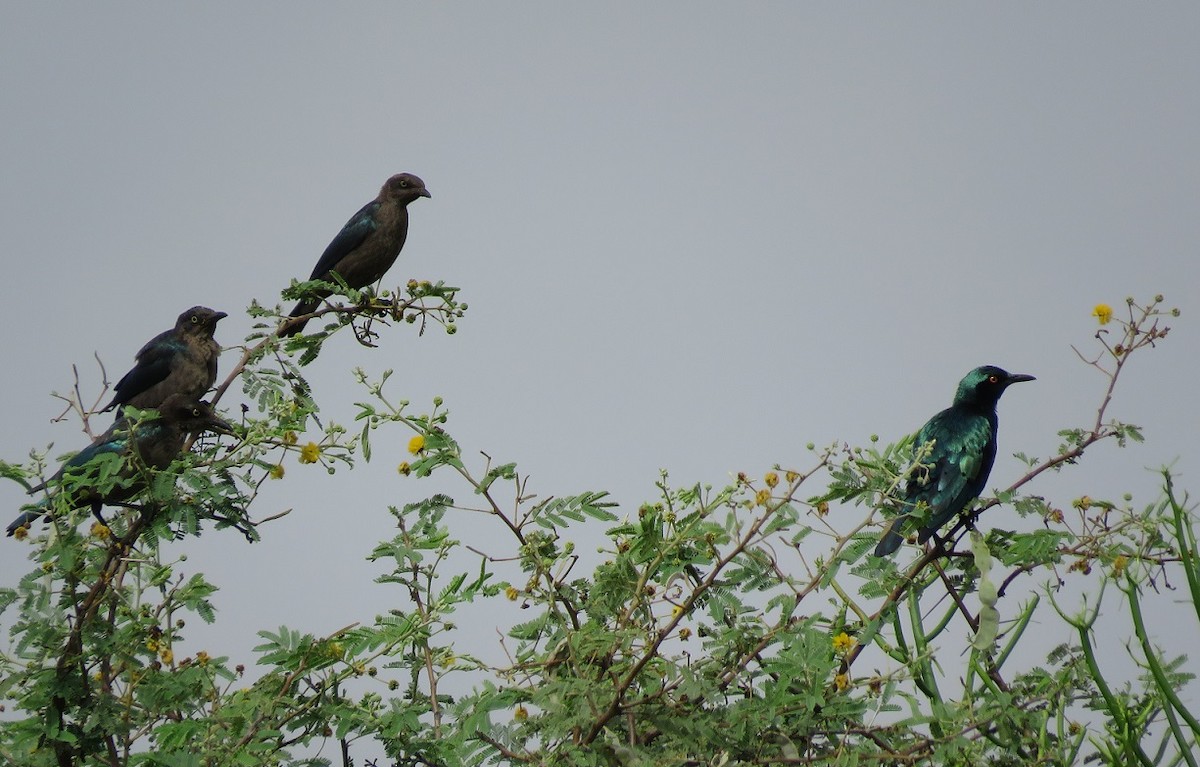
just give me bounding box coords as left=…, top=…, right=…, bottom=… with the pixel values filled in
left=269, top=464, right=285, bottom=480
left=90, top=522, right=110, bottom=539
left=407, top=434, right=426, bottom=454
left=1074, top=496, right=1092, bottom=511
left=397, top=461, right=411, bottom=476
left=12, top=526, right=28, bottom=541
left=505, top=586, right=520, bottom=601
left=514, top=705, right=529, bottom=722
left=196, top=651, right=210, bottom=666
left=832, top=632, right=857, bottom=655
left=679, top=627, right=692, bottom=640
left=815, top=501, right=830, bottom=517
left=1092, top=303, right=1113, bottom=326
left=159, top=648, right=174, bottom=665
left=834, top=672, right=850, bottom=692
left=785, top=470, right=799, bottom=484
left=283, top=431, right=299, bottom=445
left=1112, top=554, right=1128, bottom=577
left=764, top=471, right=779, bottom=488
left=755, top=488, right=771, bottom=507
left=146, top=639, right=158, bottom=652
left=299, top=442, right=321, bottom=464
left=671, top=605, right=684, bottom=617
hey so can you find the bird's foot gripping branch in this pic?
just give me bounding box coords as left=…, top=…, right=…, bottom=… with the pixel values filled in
left=272, top=278, right=464, bottom=354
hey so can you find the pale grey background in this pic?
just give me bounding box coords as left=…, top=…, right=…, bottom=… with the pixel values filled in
left=2, top=1, right=1197, bottom=745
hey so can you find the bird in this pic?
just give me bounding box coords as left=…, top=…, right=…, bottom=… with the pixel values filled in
left=282, top=172, right=431, bottom=336
left=7, top=395, right=233, bottom=537
left=101, top=306, right=227, bottom=414
left=873, top=366, right=1035, bottom=557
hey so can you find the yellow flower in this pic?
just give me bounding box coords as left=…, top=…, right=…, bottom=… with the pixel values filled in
left=832, top=632, right=857, bottom=654
left=283, top=431, right=299, bottom=445
left=159, top=648, right=174, bottom=665
left=834, top=673, right=850, bottom=692
left=514, top=705, right=529, bottom=722
left=269, top=464, right=285, bottom=480
left=397, top=461, right=411, bottom=476
left=671, top=605, right=684, bottom=617
left=785, top=470, right=799, bottom=484
left=12, top=525, right=29, bottom=541
left=407, top=434, right=426, bottom=454
left=679, top=627, right=692, bottom=640
left=764, top=471, right=779, bottom=488
left=505, top=586, right=519, bottom=601
left=1112, top=554, right=1128, bottom=577
left=90, top=522, right=111, bottom=539
left=755, top=488, right=771, bottom=507
left=1092, top=303, right=1113, bottom=326
left=815, top=501, right=830, bottom=517
left=196, top=651, right=210, bottom=666
left=299, top=442, right=320, bottom=464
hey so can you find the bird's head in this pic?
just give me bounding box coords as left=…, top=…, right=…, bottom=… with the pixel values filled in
left=176, top=306, right=228, bottom=337
left=156, top=395, right=234, bottom=436
left=954, top=366, right=1036, bottom=409
left=381, top=173, right=431, bottom=204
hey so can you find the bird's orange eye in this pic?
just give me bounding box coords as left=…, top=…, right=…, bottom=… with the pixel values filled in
left=988, top=375, right=1000, bottom=383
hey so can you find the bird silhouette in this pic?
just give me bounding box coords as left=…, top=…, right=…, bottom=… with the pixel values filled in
left=874, top=366, right=1034, bottom=557
left=283, top=173, right=431, bottom=336
left=8, top=395, right=232, bottom=536
left=101, top=306, right=226, bottom=414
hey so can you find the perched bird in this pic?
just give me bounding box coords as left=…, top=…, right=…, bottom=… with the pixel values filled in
left=283, top=173, right=431, bottom=336
left=874, top=366, right=1035, bottom=557
left=101, top=307, right=226, bottom=414
left=7, top=395, right=232, bottom=536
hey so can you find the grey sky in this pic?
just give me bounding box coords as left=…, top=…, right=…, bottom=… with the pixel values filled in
left=2, top=2, right=1197, bottom=727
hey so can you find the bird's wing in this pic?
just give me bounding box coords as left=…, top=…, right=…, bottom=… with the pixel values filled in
left=28, top=432, right=129, bottom=494
left=307, top=201, right=380, bottom=281
left=108, top=335, right=183, bottom=404
left=910, top=413, right=992, bottom=539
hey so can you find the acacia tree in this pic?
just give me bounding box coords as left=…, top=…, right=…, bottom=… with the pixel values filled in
left=0, top=287, right=1193, bottom=767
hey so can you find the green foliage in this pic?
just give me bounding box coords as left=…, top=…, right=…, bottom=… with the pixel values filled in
left=0, top=293, right=1195, bottom=767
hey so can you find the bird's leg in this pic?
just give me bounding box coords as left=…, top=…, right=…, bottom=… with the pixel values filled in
left=89, top=502, right=109, bottom=529
left=351, top=315, right=381, bottom=348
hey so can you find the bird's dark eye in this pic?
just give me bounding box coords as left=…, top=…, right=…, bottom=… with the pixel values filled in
left=988, top=374, right=1000, bottom=384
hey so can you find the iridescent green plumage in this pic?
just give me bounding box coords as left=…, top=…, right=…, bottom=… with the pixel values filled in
left=874, top=366, right=1034, bottom=557
left=7, top=396, right=232, bottom=536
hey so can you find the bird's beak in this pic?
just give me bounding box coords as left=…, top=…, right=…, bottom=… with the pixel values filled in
left=1006, top=373, right=1036, bottom=385
left=205, top=413, right=235, bottom=436
left=213, top=311, right=229, bottom=324
left=418, top=188, right=431, bottom=199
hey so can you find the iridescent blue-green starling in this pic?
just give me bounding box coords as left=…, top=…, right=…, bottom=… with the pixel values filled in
left=873, top=366, right=1035, bottom=557
left=101, top=307, right=226, bottom=414
left=7, top=395, right=232, bottom=537
left=283, top=173, right=431, bottom=336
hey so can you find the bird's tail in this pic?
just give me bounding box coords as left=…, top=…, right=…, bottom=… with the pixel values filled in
left=6, top=502, right=48, bottom=538
left=873, top=514, right=909, bottom=557
left=281, top=300, right=318, bottom=338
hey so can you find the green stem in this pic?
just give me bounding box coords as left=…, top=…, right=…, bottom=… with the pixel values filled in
left=1164, top=471, right=1200, bottom=628
left=1125, top=576, right=1200, bottom=747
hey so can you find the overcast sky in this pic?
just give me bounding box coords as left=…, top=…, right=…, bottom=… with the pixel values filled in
left=2, top=2, right=1197, bottom=726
